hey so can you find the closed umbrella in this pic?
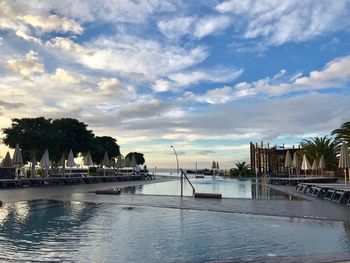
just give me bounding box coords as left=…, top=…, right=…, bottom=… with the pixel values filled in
left=102, top=151, right=109, bottom=176
left=67, top=149, right=76, bottom=176
left=30, top=152, right=37, bottom=178
left=116, top=155, right=124, bottom=169
left=83, top=151, right=93, bottom=166
left=284, top=151, right=292, bottom=180
left=319, top=155, right=326, bottom=177
left=292, top=152, right=300, bottom=177
left=12, top=144, right=23, bottom=178
left=301, top=154, right=311, bottom=176
left=58, top=153, right=65, bottom=176
left=83, top=151, right=93, bottom=176
left=130, top=155, right=137, bottom=167
left=2, top=152, right=12, bottom=167
left=311, top=159, right=318, bottom=176
left=40, top=150, right=50, bottom=177
left=338, top=143, right=350, bottom=185
left=102, top=151, right=110, bottom=167
left=124, top=156, right=131, bottom=167
left=12, top=144, right=23, bottom=166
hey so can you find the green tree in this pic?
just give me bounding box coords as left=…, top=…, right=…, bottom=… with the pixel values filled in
left=50, top=118, right=95, bottom=161
left=2, top=117, right=110, bottom=165
left=125, top=152, right=145, bottom=165
left=234, top=161, right=250, bottom=178
left=332, top=121, right=350, bottom=147
left=300, top=136, right=337, bottom=170
left=2, top=117, right=53, bottom=162
left=90, top=136, right=120, bottom=165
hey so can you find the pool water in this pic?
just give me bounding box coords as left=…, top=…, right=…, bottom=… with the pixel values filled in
left=122, top=177, right=300, bottom=200
left=1, top=200, right=350, bottom=262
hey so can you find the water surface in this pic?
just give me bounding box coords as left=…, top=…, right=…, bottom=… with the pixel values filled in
left=123, top=177, right=299, bottom=199
left=1, top=200, right=350, bottom=262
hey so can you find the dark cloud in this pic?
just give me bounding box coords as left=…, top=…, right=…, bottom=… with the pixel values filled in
left=198, top=150, right=215, bottom=155
left=0, top=100, right=24, bottom=109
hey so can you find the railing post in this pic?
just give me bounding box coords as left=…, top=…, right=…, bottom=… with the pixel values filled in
left=181, top=170, right=183, bottom=197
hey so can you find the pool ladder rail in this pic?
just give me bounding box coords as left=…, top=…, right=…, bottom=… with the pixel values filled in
left=180, top=169, right=196, bottom=196
left=179, top=169, right=222, bottom=199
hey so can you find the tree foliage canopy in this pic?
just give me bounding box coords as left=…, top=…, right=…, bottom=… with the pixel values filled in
left=125, top=152, right=145, bottom=165
left=332, top=121, right=350, bottom=148
left=90, top=136, right=120, bottom=165
left=2, top=117, right=120, bottom=164
left=300, top=136, right=337, bottom=169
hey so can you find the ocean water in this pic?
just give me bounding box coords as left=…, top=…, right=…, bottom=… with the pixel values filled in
left=0, top=200, right=350, bottom=262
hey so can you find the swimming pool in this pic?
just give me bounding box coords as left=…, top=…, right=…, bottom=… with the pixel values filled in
left=0, top=200, right=350, bottom=262
left=122, top=177, right=300, bottom=200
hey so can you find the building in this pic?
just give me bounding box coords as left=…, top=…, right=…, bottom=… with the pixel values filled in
left=250, top=142, right=301, bottom=176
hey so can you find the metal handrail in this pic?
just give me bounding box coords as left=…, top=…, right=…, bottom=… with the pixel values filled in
left=180, top=168, right=196, bottom=196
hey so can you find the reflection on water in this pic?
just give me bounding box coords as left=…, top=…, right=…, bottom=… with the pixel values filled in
left=0, top=200, right=99, bottom=262
left=0, top=201, right=350, bottom=262
left=124, top=177, right=300, bottom=199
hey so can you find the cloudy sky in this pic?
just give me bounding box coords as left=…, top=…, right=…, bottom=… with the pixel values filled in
left=0, top=0, right=350, bottom=169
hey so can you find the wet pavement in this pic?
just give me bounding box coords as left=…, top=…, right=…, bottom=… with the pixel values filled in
left=0, top=177, right=173, bottom=203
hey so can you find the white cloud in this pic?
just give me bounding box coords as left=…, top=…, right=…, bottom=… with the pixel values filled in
left=169, top=68, right=243, bottom=87
left=7, top=0, right=177, bottom=24
left=158, top=16, right=195, bottom=39
left=153, top=67, right=243, bottom=93
left=158, top=15, right=232, bottom=39
left=194, top=16, right=231, bottom=38
left=19, top=14, right=83, bottom=34
left=216, top=0, right=350, bottom=45
left=0, top=1, right=83, bottom=42
left=5, top=50, right=45, bottom=78
left=15, top=30, right=42, bottom=44
left=152, top=79, right=172, bottom=92
left=187, top=55, right=350, bottom=104
left=51, top=68, right=81, bottom=84
left=185, top=86, right=235, bottom=104
left=294, top=56, right=350, bottom=88
left=46, top=37, right=84, bottom=52
left=73, top=36, right=208, bottom=80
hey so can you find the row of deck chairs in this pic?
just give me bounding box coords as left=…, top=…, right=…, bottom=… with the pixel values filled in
left=296, top=183, right=350, bottom=206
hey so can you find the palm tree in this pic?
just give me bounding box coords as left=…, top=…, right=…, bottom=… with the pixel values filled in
left=332, top=121, right=350, bottom=147
left=234, top=161, right=250, bottom=178
left=300, top=136, right=337, bottom=170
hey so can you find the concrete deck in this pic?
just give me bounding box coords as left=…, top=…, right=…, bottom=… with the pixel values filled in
left=53, top=191, right=350, bottom=221
left=0, top=176, right=173, bottom=203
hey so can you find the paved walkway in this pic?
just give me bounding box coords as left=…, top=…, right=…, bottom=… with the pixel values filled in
left=0, top=177, right=173, bottom=203
left=53, top=190, right=350, bottom=221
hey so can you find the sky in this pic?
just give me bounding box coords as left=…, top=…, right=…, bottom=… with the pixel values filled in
left=0, top=0, right=350, bottom=169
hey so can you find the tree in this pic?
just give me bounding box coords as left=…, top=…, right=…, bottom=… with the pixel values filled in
left=90, top=136, right=120, bottom=165
left=50, top=118, right=95, bottom=161
left=300, top=136, right=337, bottom=170
left=332, top=121, right=350, bottom=148
left=234, top=161, right=250, bottom=178
left=125, top=152, right=145, bottom=165
left=2, top=118, right=121, bottom=166
left=2, top=117, right=53, bottom=162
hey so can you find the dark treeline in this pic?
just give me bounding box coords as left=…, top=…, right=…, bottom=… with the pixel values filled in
left=1, top=117, right=134, bottom=165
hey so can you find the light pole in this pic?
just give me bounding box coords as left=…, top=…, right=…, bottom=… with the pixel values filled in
left=171, top=145, right=182, bottom=197
left=170, top=145, right=179, bottom=175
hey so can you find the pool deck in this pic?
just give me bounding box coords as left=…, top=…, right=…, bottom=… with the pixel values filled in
left=0, top=176, right=173, bottom=203
left=1, top=177, right=350, bottom=221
